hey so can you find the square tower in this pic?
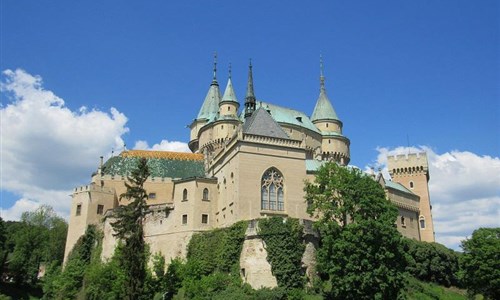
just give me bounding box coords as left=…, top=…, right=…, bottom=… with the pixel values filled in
left=387, top=152, right=435, bottom=242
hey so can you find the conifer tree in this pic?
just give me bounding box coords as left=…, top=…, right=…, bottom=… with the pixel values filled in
left=111, top=158, right=150, bottom=300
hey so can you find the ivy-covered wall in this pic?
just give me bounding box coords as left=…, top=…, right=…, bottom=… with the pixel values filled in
left=258, top=217, right=306, bottom=289
left=186, top=220, right=248, bottom=275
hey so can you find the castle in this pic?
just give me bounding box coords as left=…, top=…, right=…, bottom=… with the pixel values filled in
left=64, top=58, right=435, bottom=287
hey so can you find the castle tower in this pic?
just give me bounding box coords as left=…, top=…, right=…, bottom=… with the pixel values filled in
left=387, top=152, right=435, bottom=242
left=311, top=57, right=350, bottom=165
left=219, top=64, right=240, bottom=117
left=189, top=54, right=222, bottom=152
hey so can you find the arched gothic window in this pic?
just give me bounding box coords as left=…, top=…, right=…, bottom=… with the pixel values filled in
left=202, top=188, right=209, bottom=200
left=183, top=189, right=188, bottom=201
left=261, top=168, right=284, bottom=211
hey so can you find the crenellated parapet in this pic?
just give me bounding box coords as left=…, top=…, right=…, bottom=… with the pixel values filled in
left=388, top=153, right=429, bottom=180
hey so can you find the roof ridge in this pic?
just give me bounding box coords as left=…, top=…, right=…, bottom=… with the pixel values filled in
left=121, top=150, right=204, bottom=161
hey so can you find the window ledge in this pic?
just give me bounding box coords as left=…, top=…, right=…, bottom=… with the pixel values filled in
left=260, top=210, right=288, bottom=217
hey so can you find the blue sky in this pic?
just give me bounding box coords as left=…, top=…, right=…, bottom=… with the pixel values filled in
left=1, top=0, right=498, bottom=249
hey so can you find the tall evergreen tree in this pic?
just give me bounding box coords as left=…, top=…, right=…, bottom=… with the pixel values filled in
left=111, top=158, right=150, bottom=300
left=305, top=162, right=406, bottom=300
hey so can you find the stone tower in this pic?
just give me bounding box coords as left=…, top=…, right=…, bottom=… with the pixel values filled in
left=387, top=152, right=435, bottom=242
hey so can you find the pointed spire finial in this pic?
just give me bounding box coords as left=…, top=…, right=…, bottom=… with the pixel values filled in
left=320, top=54, right=326, bottom=91
left=228, top=62, right=232, bottom=79
left=212, top=51, right=218, bottom=81
left=245, top=58, right=256, bottom=118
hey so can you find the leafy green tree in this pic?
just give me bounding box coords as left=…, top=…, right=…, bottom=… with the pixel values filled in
left=404, top=238, right=460, bottom=287
left=305, top=162, right=407, bottom=299
left=111, top=157, right=150, bottom=300
left=8, top=205, right=67, bottom=285
left=42, top=225, right=99, bottom=299
left=0, top=217, right=6, bottom=276
left=459, top=227, right=500, bottom=299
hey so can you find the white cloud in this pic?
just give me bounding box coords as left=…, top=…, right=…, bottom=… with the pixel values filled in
left=133, top=139, right=190, bottom=152
left=1, top=69, right=129, bottom=220
left=370, top=146, right=500, bottom=250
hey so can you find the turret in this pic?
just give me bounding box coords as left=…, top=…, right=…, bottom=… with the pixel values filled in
left=189, top=54, right=222, bottom=152
left=311, top=56, right=350, bottom=164
left=219, top=63, right=240, bottom=117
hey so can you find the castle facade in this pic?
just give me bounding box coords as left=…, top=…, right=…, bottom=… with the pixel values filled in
left=64, top=59, right=434, bottom=284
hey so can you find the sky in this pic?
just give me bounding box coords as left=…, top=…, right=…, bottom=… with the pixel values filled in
left=0, top=0, right=498, bottom=250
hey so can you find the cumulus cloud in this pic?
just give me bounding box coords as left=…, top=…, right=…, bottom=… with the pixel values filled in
left=133, top=139, right=190, bottom=152
left=0, top=69, right=129, bottom=219
left=370, top=146, right=500, bottom=250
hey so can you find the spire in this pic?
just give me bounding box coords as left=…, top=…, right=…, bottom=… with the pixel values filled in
left=196, top=54, right=222, bottom=120
left=244, top=59, right=256, bottom=118
left=320, top=54, right=326, bottom=92
left=211, top=52, right=218, bottom=85
left=221, top=63, right=239, bottom=105
left=311, top=56, right=339, bottom=122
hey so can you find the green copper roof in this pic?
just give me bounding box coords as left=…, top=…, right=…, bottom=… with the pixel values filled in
left=221, top=78, right=239, bottom=104
left=385, top=180, right=415, bottom=195
left=101, top=154, right=205, bottom=179
left=197, top=81, right=221, bottom=120
left=247, top=101, right=320, bottom=134
left=311, top=77, right=339, bottom=122
left=306, top=159, right=326, bottom=172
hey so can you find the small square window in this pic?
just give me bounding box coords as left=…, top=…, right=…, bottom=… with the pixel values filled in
left=202, top=214, right=209, bottom=224
left=149, top=192, right=156, bottom=199
left=182, top=214, right=188, bottom=225
left=97, top=204, right=104, bottom=215
left=76, top=204, right=82, bottom=216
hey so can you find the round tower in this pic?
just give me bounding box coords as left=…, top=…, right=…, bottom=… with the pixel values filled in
left=311, top=57, right=350, bottom=165
left=189, top=54, right=222, bottom=153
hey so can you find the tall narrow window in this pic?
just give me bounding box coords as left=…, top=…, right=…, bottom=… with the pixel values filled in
left=182, top=214, right=188, bottom=225
left=97, top=205, right=104, bottom=215
left=202, top=188, right=209, bottom=201
left=76, top=204, right=82, bottom=216
left=261, top=168, right=284, bottom=211
left=182, top=189, right=188, bottom=201
left=419, top=216, right=426, bottom=229
left=409, top=181, right=414, bottom=189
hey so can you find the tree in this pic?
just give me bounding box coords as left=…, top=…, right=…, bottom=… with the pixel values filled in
left=111, top=158, right=150, bottom=300
left=8, top=205, right=67, bottom=285
left=304, top=162, right=407, bottom=299
left=459, top=227, right=500, bottom=299
left=404, top=238, right=460, bottom=287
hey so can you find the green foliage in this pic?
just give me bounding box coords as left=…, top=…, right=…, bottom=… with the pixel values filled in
left=404, top=276, right=467, bottom=300
left=83, top=249, right=127, bottom=300
left=111, top=157, right=150, bottom=300
left=42, top=225, right=99, bottom=300
left=404, top=238, right=460, bottom=287
left=186, top=220, right=247, bottom=275
left=305, top=162, right=407, bottom=299
left=459, top=227, right=500, bottom=299
left=258, top=217, right=305, bottom=290
left=164, top=258, right=185, bottom=299
left=6, top=205, right=67, bottom=285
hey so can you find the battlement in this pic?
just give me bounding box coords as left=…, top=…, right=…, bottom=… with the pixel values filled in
left=73, top=184, right=115, bottom=195
left=387, top=152, right=428, bottom=169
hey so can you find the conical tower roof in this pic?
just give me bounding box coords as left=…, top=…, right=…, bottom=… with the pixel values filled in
left=197, top=55, right=222, bottom=120
left=311, top=58, right=339, bottom=122
left=221, top=71, right=238, bottom=104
